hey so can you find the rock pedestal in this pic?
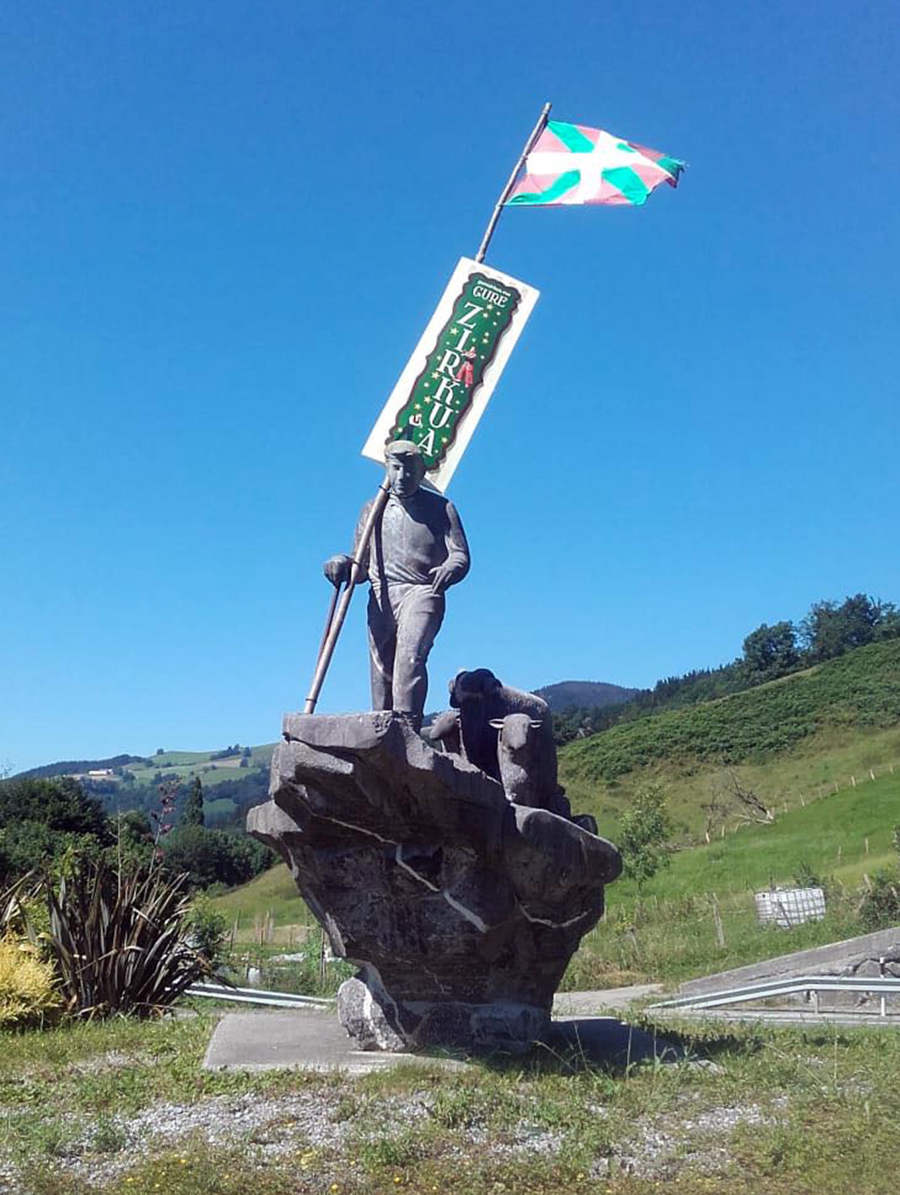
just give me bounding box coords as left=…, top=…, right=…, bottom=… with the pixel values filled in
left=248, top=710, right=621, bottom=1053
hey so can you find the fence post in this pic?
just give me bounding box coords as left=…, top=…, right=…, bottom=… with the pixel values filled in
left=711, top=892, right=726, bottom=948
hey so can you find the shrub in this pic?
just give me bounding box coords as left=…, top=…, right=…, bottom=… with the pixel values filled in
left=0, top=776, right=114, bottom=885
left=45, top=859, right=216, bottom=1018
left=859, top=868, right=900, bottom=931
left=184, top=896, right=229, bottom=967
left=619, top=784, right=673, bottom=889
left=0, top=937, right=61, bottom=1028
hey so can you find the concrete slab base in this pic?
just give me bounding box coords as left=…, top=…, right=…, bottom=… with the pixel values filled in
left=203, top=1001, right=680, bottom=1073
left=202, top=1008, right=466, bottom=1074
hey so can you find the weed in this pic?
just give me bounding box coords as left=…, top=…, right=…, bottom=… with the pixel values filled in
left=92, top=1117, right=127, bottom=1154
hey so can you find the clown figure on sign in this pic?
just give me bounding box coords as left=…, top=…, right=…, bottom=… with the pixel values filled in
left=323, top=441, right=470, bottom=726
left=453, top=346, right=477, bottom=389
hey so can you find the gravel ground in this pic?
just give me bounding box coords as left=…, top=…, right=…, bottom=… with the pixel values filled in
left=0, top=1077, right=780, bottom=1191
left=610, top=1097, right=779, bottom=1180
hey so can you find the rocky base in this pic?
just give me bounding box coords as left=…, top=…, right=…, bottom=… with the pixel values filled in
left=248, top=710, right=621, bottom=1053
left=337, top=973, right=549, bottom=1054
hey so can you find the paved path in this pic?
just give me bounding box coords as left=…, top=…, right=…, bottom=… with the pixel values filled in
left=204, top=984, right=672, bottom=1072
left=678, top=926, right=900, bottom=997
left=553, top=984, right=662, bottom=1015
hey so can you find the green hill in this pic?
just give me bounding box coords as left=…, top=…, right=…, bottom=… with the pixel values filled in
left=121, top=744, right=277, bottom=789
left=14, top=744, right=279, bottom=829
left=560, top=637, right=900, bottom=837
left=566, top=767, right=900, bottom=988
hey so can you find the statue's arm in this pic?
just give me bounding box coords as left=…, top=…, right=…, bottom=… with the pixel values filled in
left=323, top=501, right=373, bottom=587
left=429, top=500, right=470, bottom=594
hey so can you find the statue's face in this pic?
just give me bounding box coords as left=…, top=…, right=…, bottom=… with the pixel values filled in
left=386, top=453, right=424, bottom=498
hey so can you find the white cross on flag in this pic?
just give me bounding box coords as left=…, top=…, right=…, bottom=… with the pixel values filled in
left=507, top=120, right=684, bottom=207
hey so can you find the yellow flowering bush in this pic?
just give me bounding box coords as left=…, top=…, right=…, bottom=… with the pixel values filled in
left=0, top=936, right=61, bottom=1028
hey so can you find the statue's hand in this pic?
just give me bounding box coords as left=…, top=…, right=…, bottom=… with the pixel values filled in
left=323, top=554, right=352, bottom=587
left=428, top=563, right=456, bottom=595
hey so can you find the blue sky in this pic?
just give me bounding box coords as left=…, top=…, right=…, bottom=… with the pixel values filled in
left=3, top=0, right=899, bottom=772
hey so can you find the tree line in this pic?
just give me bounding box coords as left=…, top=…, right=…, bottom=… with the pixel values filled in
left=0, top=773, right=273, bottom=891
left=553, top=592, right=900, bottom=745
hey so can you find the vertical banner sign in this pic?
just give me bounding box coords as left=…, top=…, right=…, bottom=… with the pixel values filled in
left=362, top=258, right=539, bottom=492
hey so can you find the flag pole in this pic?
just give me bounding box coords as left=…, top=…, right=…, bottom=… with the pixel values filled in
left=474, top=101, right=551, bottom=264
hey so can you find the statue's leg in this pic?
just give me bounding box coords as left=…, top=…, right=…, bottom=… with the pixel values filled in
left=392, top=587, right=445, bottom=724
left=367, top=588, right=397, bottom=711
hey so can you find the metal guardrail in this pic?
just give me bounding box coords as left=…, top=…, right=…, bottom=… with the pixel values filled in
left=650, top=974, right=900, bottom=1019
left=187, top=982, right=335, bottom=1009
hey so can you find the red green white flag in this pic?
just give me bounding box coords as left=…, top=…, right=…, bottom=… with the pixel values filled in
left=507, top=120, right=684, bottom=208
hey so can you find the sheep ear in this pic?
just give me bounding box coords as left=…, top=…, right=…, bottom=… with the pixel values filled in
left=529, top=719, right=543, bottom=729
left=488, top=719, right=505, bottom=729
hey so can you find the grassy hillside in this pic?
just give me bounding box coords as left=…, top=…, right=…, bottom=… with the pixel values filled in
left=123, top=743, right=277, bottom=790
left=17, top=745, right=278, bottom=792
left=560, top=637, right=900, bottom=836
left=211, top=859, right=310, bottom=940
left=619, top=769, right=900, bottom=901
left=566, top=768, right=900, bottom=989
left=78, top=745, right=278, bottom=828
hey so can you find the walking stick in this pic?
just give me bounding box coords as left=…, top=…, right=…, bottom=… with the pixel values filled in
left=302, top=482, right=390, bottom=714
left=314, top=579, right=344, bottom=668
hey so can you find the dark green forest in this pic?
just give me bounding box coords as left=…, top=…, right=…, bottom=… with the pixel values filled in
left=562, top=636, right=900, bottom=785
left=552, top=592, right=900, bottom=744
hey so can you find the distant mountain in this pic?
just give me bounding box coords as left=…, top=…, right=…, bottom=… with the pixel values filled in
left=14, top=754, right=147, bottom=780
left=536, top=680, right=640, bottom=712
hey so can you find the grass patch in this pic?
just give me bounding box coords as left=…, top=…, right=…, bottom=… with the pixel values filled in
left=210, top=862, right=312, bottom=943
left=562, top=771, right=900, bottom=988
left=2, top=1014, right=899, bottom=1193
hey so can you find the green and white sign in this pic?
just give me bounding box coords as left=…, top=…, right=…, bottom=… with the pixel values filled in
left=362, top=257, right=539, bottom=492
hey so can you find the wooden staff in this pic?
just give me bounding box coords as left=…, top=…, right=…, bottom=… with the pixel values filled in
left=313, top=579, right=345, bottom=667
left=303, top=482, right=390, bottom=714
left=474, top=101, right=551, bottom=264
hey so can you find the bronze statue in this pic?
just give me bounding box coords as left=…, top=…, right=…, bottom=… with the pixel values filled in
left=324, top=441, right=469, bottom=724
